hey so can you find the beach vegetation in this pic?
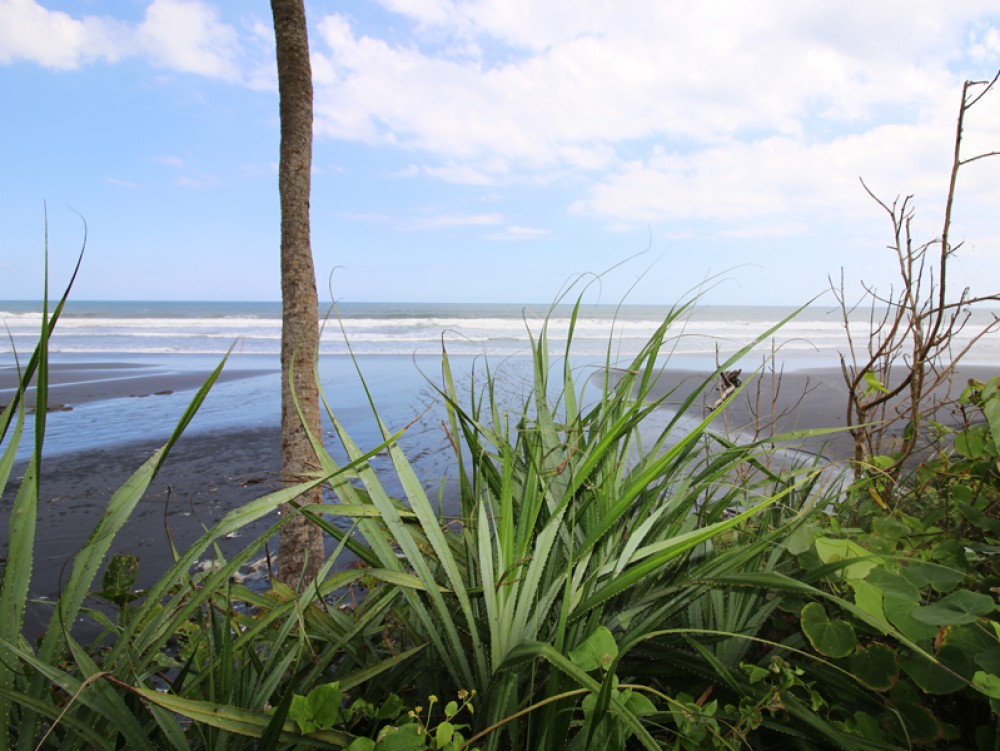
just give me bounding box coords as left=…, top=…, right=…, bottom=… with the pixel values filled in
left=832, top=70, right=1000, bottom=502
left=0, top=261, right=833, bottom=748
left=9, top=263, right=998, bottom=748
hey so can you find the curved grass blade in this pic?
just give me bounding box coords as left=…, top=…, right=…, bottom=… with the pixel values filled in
left=125, top=685, right=354, bottom=749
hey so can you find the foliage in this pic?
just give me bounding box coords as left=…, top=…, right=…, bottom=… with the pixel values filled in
left=765, top=376, right=1000, bottom=749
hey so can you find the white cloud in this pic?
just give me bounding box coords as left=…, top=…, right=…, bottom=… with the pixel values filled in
left=175, top=172, right=222, bottom=188
left=487, top=225, right=552, bottom=240
left=0, top=0, right=248, bottom=81
left=106, top=176, right=141, bottom=189
left=136, top=0, right=241, bottom=80
left=400, top=163, right=496, bottom=185
left=3, top=1, right=998, bottom=264
left=407, top=212, right=502, bottom=229
left=311, top=3, right=996, bottom=169
left=570, top=118, right=970, bottom=234
left=0, top=0, right=123, bottom=68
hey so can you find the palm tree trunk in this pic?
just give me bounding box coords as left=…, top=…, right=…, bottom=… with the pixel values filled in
left=271, top=0, right=324, bottom=586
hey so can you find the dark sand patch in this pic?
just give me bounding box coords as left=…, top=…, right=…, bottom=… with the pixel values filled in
left=0, top=362, right=277, bottom=409
left=1, top=427, right=285, bottom=637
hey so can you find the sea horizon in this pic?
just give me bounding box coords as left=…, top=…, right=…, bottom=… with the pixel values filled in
left=4, top=299, right=998, bottom=366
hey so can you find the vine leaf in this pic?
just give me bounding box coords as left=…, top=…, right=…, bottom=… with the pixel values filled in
left=801, top=602, right=856, bottom=658
left=911, top=591, right=996, bottom=626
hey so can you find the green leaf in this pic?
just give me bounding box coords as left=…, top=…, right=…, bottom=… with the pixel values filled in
left=800, top=602, right=857, bottom=658
left=973, top=671, right=1000, bottom=699
left=911, top=590, right=996, bottom=626
left=375, top=723, right=426, bottom=751
left=849, top=645, right=898, bottom=691
left=346, top=739, right=377, bottom=751
left=868, top=568, right=937, bottom=643
left=307, top=683, right=344, bottom=730
left=742, top=663, right=770, bottom=684
left=436, top=720, right=455, bottom=747
left=814, top=537, right=879, bottom=580
left=852, top=580, right=886, bottom=622
left=376, top=694, right=406, bottom=721
left=902, top=644, right=971, bottom=694
left=130, top=686, right=353, bottom=748
left=624, top=691, right=657, bottom=716
left=97, top=553, right=141, bottom=605
left=784, top=523, right=817, bottom=556
left=569, top=625, right=619, bottom=672
left=289, top=696, right=317, bottom=734
left=289, top=683, right=345, bottom=734
left=957, top=500, right=1000, bottom=537
left=894, top=701, right=943, bottom=745
left=863, top=371, right=890, bottom=396
left=899, top=561, right=964, bottom=594
left=981, top=379, right=1000, bottom=453
left=956, top=425, right=989, bottom=460
left=976, top=647, right=1000, bottom=675
left=871, top=516, right=909, bottom=540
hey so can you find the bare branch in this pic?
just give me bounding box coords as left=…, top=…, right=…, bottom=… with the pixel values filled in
left=959, top=150, right=1000, bottom=166
left=963, top=68, right=1000, bottom=109
left=835, top=73, right=999, bottom=496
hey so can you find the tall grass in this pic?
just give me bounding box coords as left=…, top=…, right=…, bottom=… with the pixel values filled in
left=298, top=295, right=826, bottom=748
left=1, top=273, right=837, bottom=748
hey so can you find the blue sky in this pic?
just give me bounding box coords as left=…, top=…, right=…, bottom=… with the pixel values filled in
left=0, top=1, right=998, bottom=306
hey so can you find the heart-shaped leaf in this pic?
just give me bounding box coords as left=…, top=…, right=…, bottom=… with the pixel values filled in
left=902, top=645, right=971, bottom=695
left=911, top=590, right=996, bottom=626
left=850, top=645, right=898, bottom=691
left=801, top=602, right=856, bottom=658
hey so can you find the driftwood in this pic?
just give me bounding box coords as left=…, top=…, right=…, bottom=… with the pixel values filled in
left=710, top=369, right=742, bottom=409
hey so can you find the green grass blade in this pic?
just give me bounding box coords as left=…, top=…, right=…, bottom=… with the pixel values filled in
left=0, top=395, right=25, bottom=499
left=0, top=686, right=114, bottom=750
left=572, top=479, right=809, bottom=617
left=0, top=457, right=38, bottom=750
left=338, top=643, right=428, bottom=692
left=126, top=686, right=354, bottom=748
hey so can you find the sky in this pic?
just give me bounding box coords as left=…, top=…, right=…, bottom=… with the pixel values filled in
left=0, top=1, right=998, bottom=306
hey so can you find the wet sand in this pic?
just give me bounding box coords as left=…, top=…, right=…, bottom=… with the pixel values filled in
left=0, top=361, right=276, bottom=411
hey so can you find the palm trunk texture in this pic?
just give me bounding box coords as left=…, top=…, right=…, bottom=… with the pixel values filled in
left=271, top=0, right=325, bottom=586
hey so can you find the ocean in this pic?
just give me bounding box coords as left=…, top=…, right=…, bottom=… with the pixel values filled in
left=1, top=300, right=998, bottom=458
left=3, top=299, right=997, bottom=364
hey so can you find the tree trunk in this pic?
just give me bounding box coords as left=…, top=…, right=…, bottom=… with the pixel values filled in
left=271, top=0, right=325, bottom=587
